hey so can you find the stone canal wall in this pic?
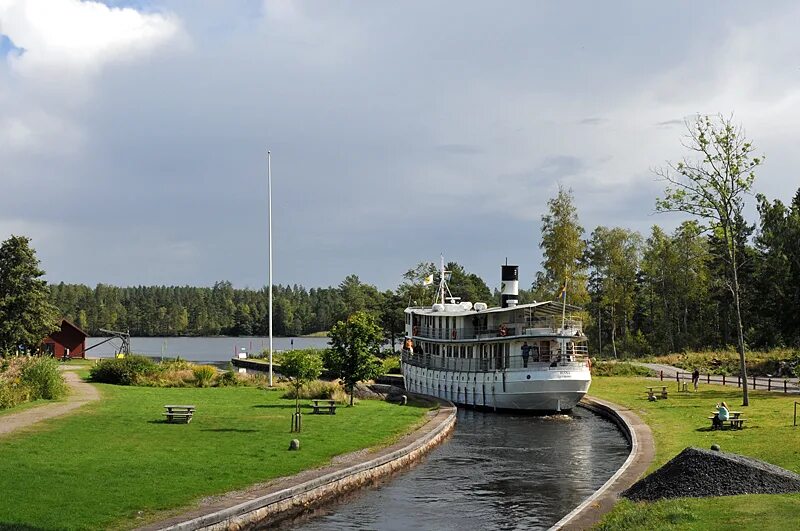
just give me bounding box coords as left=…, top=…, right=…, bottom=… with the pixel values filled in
left=550, top=396, right=655, bottom=531
left=147, top=396, right=456, bottom=531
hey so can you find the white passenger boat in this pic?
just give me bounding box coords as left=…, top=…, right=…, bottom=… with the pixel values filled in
left=401, top=263, right=591, bottom=412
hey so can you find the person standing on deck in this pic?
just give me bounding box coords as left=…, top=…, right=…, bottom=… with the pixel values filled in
left=692, top=368, right=700, bottom=391
left=521, top=342, right=531, bottom=368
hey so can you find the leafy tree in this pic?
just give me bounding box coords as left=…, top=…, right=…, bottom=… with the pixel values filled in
left=379, top=290, right=406, bottom=352
left=534, top=186, right=589, bottom=306
left=586, top=227, right=642, bottom=357
left=0, top=236, right=59, bottom=355
left=397, top=262, right=437, bottom=308
left=280, top=348, right=324, bottom=413
left=753, top=189, right=800, bottom=347
left=636, top=222, right=712, bottom=355
left=325, top=311, right=384, bottom=406
left=445, top=262, right=492, bottom=304
left=655, top=114, right=763, bottom=406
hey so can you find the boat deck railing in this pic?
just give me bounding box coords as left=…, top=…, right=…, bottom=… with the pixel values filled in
left=412, top=317, right=583, bottom=341
left=401, top=347, right=588, bottom=372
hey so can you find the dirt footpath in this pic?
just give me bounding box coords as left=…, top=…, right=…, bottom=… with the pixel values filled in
left=0, top=368, right=100, bottom=438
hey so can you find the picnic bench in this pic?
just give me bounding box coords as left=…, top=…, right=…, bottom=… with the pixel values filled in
left=708, top=411, right=746, bottom=429
left=163, top=405, right=195, bottom=423
left=310, top=399, right=337, bottom=415
left=646, top=386, right=669, bottom=400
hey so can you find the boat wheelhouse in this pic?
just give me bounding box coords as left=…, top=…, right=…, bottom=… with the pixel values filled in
left=401, top=264, right=591, bottom=412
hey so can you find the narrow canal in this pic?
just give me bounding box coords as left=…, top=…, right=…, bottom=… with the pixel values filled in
left=281, top=407, right=629, bottom=530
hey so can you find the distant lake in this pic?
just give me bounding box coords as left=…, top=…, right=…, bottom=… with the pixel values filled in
left=85, top=336, right=330, bottom=363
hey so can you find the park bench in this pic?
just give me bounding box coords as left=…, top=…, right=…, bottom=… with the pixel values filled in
left=708, top=411, right=746, bottom=430
left=163, top=405, right=196, bottom=423
left=310, top=399, right=337, bottom=415
left=646, top=386, right=669, bottom=401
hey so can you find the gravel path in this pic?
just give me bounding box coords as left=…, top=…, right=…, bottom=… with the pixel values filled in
left=0, top=368, right=100, bottom=438
left=634, top=362, right=799, bottom=394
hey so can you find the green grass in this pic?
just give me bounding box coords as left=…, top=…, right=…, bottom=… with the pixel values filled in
left=590, top=376, right=800, bottom=530
left=0, top=384, right=430, bottom=530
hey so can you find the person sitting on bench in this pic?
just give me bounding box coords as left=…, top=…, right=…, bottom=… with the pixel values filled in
left=713, top=401, right=730, bottom=429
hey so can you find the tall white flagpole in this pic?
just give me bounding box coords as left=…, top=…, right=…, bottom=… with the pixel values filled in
left=268, top=150, right=274, bottom=387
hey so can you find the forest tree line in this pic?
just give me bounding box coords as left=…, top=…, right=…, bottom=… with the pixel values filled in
left=48, top=184, right=800, bottom=356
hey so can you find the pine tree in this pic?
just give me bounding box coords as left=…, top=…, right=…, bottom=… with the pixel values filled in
left=0, top=236, right=59, bottom=355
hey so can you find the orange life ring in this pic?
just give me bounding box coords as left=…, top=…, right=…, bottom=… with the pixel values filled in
left=498, top=324, right=507, bottom=337
left=451, top=329, right=457, bottom=340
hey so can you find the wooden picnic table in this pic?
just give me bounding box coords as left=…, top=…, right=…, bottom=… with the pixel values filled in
left=646, top=386, right=669, bottom=400
left=310, top=399, right=337, bottom=415
left=708, top=410, right=746, bottom=429
left=163, top=404, right=195, bottom=423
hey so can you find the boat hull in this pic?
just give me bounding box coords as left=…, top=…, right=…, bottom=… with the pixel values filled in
left=402, top=362, right=591, bottom=412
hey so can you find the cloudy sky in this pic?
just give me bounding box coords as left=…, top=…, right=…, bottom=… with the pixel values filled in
left=1, top=1, right=799, bottom=291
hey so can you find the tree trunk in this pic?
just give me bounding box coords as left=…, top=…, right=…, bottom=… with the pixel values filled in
left=349, top=384, right=354, bottom=406
left=732, top=268, right=749, bottom=406
left=611, top=306, right=618, bottom=359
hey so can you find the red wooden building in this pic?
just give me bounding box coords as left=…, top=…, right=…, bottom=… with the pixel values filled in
left=42, top=319, right=87, bottom=359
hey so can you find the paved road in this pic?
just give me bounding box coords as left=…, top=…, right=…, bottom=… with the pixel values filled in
left=634, top=362, right=799, bottom=394
left=0, top=368, right=100, bottom=438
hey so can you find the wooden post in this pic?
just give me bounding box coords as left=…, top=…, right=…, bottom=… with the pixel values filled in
left=676, top=372, right=680, bottom=383
left=707, top=373, right=710, bottom=384
left=785, top=380, right=788, bottom=394
left=723, top=374, right=726, bottom=386
left=768, top=378, right=771, bottom=391
left=752, top=376, right=757, bottom=390
left=660, top=370, right=663, bottom=381
left=738, top=375, right=741, bottom=388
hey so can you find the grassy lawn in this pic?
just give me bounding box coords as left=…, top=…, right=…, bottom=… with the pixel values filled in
left=590, top=376, right=800, bottom=530
left=0, top=384, right=430, bottom=530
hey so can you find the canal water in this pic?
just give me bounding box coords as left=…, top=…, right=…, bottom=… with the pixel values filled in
left=283, top=407, right=629, bottom=530
left=85, top=336, right=330, bottom=363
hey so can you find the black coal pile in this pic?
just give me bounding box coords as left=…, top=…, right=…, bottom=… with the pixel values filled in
left=623, top=447, right=800, bottom=501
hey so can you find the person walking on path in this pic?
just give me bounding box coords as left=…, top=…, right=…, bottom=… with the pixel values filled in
left=692, top=368, right=700, bottom=391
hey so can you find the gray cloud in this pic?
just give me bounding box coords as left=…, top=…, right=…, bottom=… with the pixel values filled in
left=2, top=0, right=800, bottom=291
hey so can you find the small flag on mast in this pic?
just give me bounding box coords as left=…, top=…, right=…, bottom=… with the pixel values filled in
left=560, top=279, right=568, bottom=300
left=423, top=274, right=434, bottom=286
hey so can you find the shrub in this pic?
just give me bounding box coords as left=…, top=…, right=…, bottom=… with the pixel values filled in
left=282, top=379, right=337, bottom=400
left=382, top=355, right=401, bottom=374
left=591, top=360, right=655, bottom=377
left=89, top=355, right=157, bottom=385
left=160, top=358, right=192, bottom=371
left=192, top=365, right=217, bottom=387
left=218, top=364, right=242, bottom=387
left=0, top=380, right=30, bottom=409
left=20, top=356, right=67, bottom=400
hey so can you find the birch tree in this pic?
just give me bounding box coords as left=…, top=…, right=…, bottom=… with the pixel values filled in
left=655, top=114, right=762, bottom=406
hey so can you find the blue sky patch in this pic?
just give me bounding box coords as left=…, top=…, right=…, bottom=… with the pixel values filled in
left=0, top=34, right=24, bottom=59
